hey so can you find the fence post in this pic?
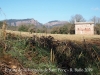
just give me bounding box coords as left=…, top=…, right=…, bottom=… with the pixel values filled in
left=50, top=49, right=53, bottom=62
left=50, top=49, right=55, bottom=63
left=52, top=50, right=55, bottom=63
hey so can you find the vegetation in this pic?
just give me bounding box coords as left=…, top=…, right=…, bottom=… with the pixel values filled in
left=0, top=21, right=3, bottom=29
left=69, top=14, right=86, bottom=24
left=2, top=14, right=100, bottom=35
left=18, top=25, right=29, bottom=32
left=51, top=23, right=75, bottom=34
left=0, top=14, right=100, bottom=75
left=5, top=30, right=100, bottom=41
left=95, top=23, right=100, bottom=34
left=51, top=14, right=100, bottom=34
left=0, top=27, right=100, bottom=75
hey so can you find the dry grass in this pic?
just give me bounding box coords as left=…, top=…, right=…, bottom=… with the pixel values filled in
left=1, top=21, right=7, bottom=40
left=0, top=29, right=100, bottom=75
left=4, top=30, right=100, bottom=41
left=0, top=29, right=2, bottom=38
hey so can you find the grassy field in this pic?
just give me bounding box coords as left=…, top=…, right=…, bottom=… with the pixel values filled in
left=6, top=30, right=100, bottom=41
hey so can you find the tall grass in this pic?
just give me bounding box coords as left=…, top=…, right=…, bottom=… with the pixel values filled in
left=6, top=30, right=100, bottom=41
left=1, top=21, right=7, bottom=40
left=0, top=33, right=61, bottom=75
left=0, top=30, right=100, bottom=75
left=0, top=21, right=7, bottom=55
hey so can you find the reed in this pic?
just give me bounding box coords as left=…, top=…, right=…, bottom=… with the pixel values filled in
left=1, top=21, right=7, bottom=40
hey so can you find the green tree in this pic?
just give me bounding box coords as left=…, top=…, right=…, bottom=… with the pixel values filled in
left=37, top=29, right=41, bottom=33
left=43, top=26, right=47, bottom=33
left=95, top=23, right=100, bottom=34
left=18, top=25, right=29, bottom=32
left=51, top=27, right=60, bottom=34
left=70, top=24, right=75, bottom=34
left=51, top=23, right=74, bottom=34
left=59, top=25, right=68, bottom=34
left=28, top=28, right=35, bottom=34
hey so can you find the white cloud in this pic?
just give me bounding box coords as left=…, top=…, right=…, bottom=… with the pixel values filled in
left=91, top=7, right=100, bottom=11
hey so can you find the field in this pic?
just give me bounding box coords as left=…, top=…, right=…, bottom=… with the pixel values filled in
left=0, top=29, right=100, bottom=75
left=6, top=30, right=100, bottom=41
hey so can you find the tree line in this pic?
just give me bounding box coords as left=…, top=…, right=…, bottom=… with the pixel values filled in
left=51, top=14, right=100, bottom=34
left=0, top=14, right=100, bottom=34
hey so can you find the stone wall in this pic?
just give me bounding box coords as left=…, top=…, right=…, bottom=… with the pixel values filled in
left=75, top=22, right=94, bottom=35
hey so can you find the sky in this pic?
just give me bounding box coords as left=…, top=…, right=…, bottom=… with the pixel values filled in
left=0, top=0, right=100, bottom=24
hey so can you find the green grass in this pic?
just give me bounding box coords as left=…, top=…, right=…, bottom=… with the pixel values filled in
left=0, top=30, right=100, bottom=75
left=4, top=37, right=62, bottom=75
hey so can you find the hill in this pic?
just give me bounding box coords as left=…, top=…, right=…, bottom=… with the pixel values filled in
left=44, top=20, right=68, bottom=27
left=6, top=18, right=43, bottom=26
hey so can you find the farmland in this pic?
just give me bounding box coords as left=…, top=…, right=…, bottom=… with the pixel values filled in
left=0, top=29, right=100, bottom=75
left=6, top=30, right=100, bottom=41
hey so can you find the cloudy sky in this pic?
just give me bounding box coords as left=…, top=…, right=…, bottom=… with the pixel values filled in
left=0, top=0, right=100, bottom=23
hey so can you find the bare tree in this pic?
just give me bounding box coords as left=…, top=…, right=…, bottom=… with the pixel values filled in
left=70, top=14, right=86, bottom=24
left=90, top=16, right=100, bottom=25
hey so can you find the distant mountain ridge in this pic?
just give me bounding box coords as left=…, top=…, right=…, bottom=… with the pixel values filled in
left=5, top=19, right=68, bottom=27
left=6, top=18, right=43, bottom=26
left=48, top=20, right=59, bottom=23
left=44, top=20, right=68, bottom=27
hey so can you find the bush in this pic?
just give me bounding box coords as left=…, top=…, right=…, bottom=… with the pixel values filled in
left=0, top=21, right=3, bottom=29
left=18, top=25, right=29, bottom=32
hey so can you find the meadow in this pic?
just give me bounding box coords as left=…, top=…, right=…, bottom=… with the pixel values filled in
left=6, top=30, right=100, bottom=41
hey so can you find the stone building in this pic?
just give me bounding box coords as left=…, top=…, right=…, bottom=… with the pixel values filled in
left=75, top=22, right=94, bottom=35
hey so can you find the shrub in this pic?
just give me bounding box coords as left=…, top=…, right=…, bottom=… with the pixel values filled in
left=18, top=25, right=29, bottom=32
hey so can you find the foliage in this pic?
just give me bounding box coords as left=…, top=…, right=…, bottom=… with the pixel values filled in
left=51, top=27, right=60, bottom=34
left=0, top=26, right=100, bottom=75
left=51, top=23, right=74, bottom=34
left=42, top=26, right=47, bottom=33
left=37, top=29, right=41, bottom=33
left=0, top=21, right=3, bottom=29
left=59, top=25, right=68, bottom=34
left=39, top=36, right=100, bottom=75
left=7, top=25, right=17, bottom=31
left=94, top=23, right=100, bottom=34
left=18, top=25, right=29, bottom=32
left=70, top=24, right=75, bottom=34
left=0, top=34, right=62, bottom=75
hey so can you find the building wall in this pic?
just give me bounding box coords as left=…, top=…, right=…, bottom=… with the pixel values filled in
left=75, top=22, right=94, bottom=35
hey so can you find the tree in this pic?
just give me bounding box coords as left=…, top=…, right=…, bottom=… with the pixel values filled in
left=28, top=24, right=36, bottom=34
left=90, top=16, right=100, bottom=25
left=70, top=24, right=75, bottom=34
left=63, top=22, right=73, bottom=34
left=37, top=29, right=41, bottom=33
left=59, top=25, right=68, bottom=34
left=0, top=21, right=3, bottom=29
left=18, top=25, right=29, bottom=32
left=51, top=23, right=75, bottom=34
left=94, top=23, right=100, bottom=34
left=51, top=27, right=60, bottom=34
left=70, top=14, right=86, bottom=24
left=90, top=16, right=100, bottom=34
left=42, top=26, right=47, bottom=33
left=28, top=27, right=36, bottom=34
